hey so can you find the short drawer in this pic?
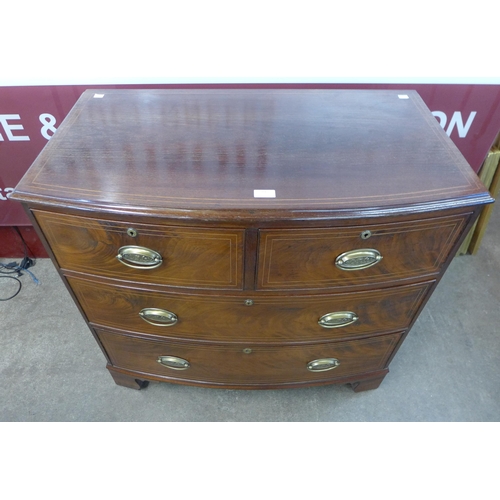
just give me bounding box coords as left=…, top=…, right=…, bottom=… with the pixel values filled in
left=69, top=276, right=431, bottom=342
left=257, top=213, right=470, bottom=290
left=34, top=210, right=244, bottom=289
left=97, top=328, right=402, bottom=386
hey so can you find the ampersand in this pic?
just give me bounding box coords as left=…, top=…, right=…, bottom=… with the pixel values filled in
left=39, top=113, right=57, bottom=140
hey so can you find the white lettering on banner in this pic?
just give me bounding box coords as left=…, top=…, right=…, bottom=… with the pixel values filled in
left=0, top=114, right=30, bottom=141
left=432, top=111, right=447, bottom=128
left=39, top=113, right=57, bottom=140
left=0, top=187, right=14, bottom=200
left=432, top=111, right=477, bottom=138
left=448, top=111, right=477, bottom=138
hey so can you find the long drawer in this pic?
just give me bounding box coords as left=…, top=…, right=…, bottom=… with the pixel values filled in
left=257, top=213, right=470, bottom=290
left=97, top=328, right=402, bottom=386
left=68, top=276, right=432, bottom=343
left=34, top=210, right=244, bottom=289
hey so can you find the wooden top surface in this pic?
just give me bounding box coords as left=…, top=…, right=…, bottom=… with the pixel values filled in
left=13, top=89, right=492, bottom=218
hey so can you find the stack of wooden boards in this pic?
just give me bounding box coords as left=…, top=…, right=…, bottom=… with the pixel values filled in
left=458, top=134, right=500, bottom=255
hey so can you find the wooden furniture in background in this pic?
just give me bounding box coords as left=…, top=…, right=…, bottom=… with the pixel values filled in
left=457, top=145, right=500, bottom=255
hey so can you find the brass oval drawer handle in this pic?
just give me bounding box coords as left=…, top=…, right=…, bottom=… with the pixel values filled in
left=307, top=358, right=340, bottom=372
left=157, top=355, right=190, bottom=370
left=139, top=308, right=178, bottom=326
left=335, top=248, right=382, bottom=271
left=318, top=311, right=358, bottom=328
left=116, top=245, right=162, bottom=269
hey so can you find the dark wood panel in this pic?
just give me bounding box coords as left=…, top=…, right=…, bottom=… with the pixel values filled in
left=9, top=89, right=494, bottom=392
left=97, top=329, right=402, bottom=386
left=34, top=210, right=244, bottom=289
left=12, top=89, right=492, bottom=218
left=258, top=213, right=470, bottom=290
left=69, top=276, right=432, bottom=343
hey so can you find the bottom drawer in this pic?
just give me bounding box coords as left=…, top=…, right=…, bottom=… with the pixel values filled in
left=97, top=329, right=402, bottom=387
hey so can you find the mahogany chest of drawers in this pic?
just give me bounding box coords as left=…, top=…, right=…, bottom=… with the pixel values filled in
left=12, top=89, right=493, bottom=392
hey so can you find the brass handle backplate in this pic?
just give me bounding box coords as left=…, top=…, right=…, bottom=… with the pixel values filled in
left=307, top=358, right=340, bottom=372
left=157, top=356, right=190, bottom=370
left=117, top=245, right=162, bottom=269
left=139, top=308, right=178, bottom=327
left=335, top=248, right=382, bottom=271
left=318, top=311, right=358, bottom=328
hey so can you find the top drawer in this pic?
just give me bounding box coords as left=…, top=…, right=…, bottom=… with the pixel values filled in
left=34, top=211, right=244, bottom=289
left=257, top=213, right=470, bottom=290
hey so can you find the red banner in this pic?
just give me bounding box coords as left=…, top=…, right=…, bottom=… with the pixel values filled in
left=2, top=83, right=500, bottom=226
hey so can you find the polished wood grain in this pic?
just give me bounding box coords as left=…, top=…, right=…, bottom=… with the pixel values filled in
left=108, top=369, right=149, bottom=389
left=34, top=210, right=244, bottom=289
left=12, top=89, right=492, bottom=219
left=258, top=213, right=470, bottom=289
left=350, top=374, right=387, bottom=392
left=97, top=328, right=402, bottom=386
left=11, top=89, right=494, bottom=392
left=68, top=276, right=432, bottom=343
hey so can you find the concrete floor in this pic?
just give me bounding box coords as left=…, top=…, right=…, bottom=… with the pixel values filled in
left=1, top=204, right=499, bottom=422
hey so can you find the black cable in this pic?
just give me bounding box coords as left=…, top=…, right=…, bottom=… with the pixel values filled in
left=0, top=227, right=39, bottom=300
left=0, top=275, right=22, bottom=301
left=13, top=226, right=36, bottom=269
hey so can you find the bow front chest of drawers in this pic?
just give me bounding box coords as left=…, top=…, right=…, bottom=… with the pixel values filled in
left=12, top=89, right=493, bottom=392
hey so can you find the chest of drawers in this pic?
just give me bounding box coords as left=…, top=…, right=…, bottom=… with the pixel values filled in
left=12, top=89, right=493, bottom=392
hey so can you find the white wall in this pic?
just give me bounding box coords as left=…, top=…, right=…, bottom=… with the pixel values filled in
left=3, top=1, right=500, bottom=86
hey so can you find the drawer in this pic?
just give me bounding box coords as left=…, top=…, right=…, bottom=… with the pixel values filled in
left=34, top=210, right=244, bottom=289
left=97, top=328, right=402, bottom=386
left=257, top=213, right=470, bottom=290
left=69, top=276, right=432, bottom=342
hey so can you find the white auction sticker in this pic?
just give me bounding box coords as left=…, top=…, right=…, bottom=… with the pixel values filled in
left=398, top=94, right=409, bottom=99
left=254, top=189, right=276, bottom=198
left=93, top=93, right=105, bottom=98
